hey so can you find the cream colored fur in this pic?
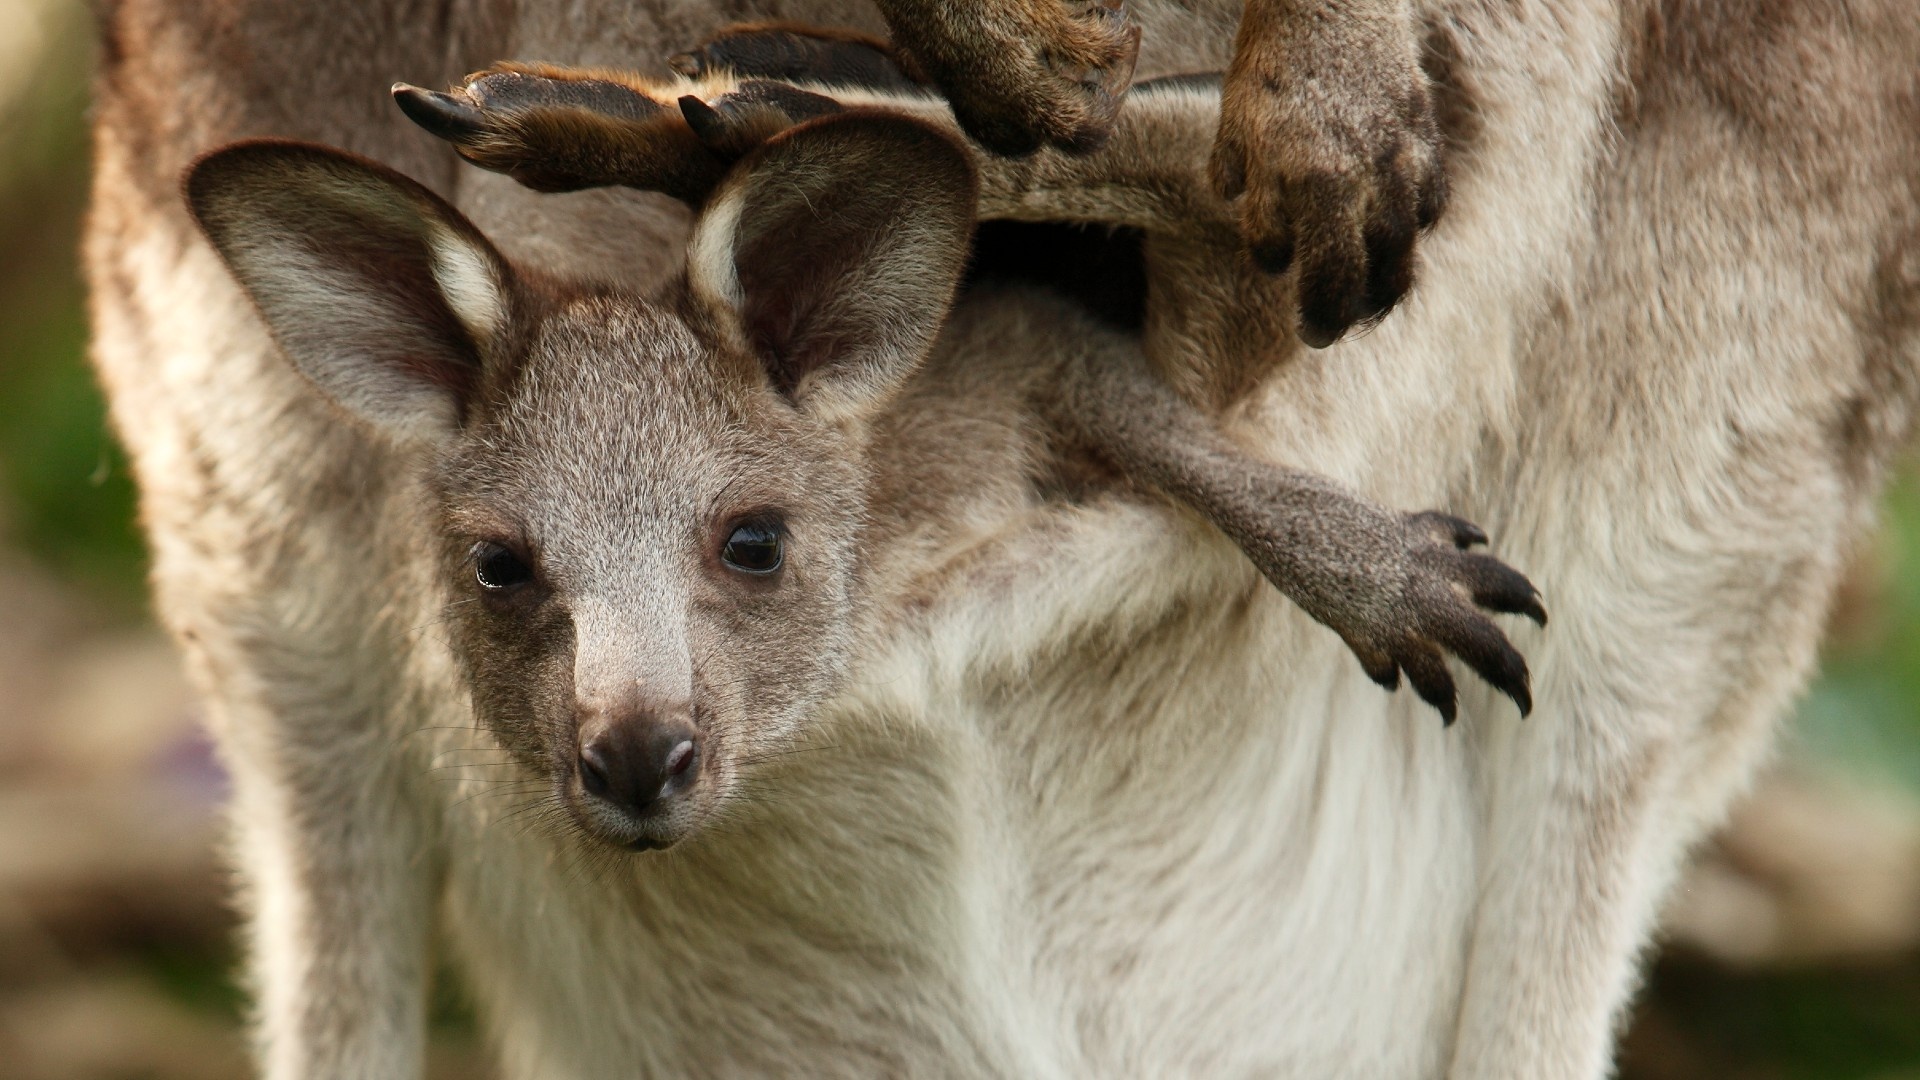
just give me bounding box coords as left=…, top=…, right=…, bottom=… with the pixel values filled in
left=86, top=0, right=1920, bottom=1077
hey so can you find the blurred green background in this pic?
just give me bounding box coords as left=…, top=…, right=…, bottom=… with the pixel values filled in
left=1, top=1, right=1916, bottom=1076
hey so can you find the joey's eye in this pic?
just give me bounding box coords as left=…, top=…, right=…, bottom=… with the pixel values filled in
left=472, top=541, right=534, bottom=591
left=721, top=521, right=784, bottom=575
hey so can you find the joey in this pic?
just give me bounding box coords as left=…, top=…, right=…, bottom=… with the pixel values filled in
left=392, top=33, right=1543, bottom=722
left=184, top=116, right=976, bottom=849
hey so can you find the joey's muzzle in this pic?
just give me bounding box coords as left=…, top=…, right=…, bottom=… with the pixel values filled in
left=571, top=700, right=702, bottom=850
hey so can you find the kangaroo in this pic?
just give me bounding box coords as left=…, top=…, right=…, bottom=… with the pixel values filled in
left=87, top=0, right=1920, bottom=1077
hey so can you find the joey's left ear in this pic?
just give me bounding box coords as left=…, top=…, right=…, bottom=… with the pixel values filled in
left=686, top=111, right=977, bottom=423
left=185, top=140, right=519, bottom=445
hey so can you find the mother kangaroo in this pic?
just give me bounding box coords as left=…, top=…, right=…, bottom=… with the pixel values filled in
left=87, top=0, right=1920, bottom=1077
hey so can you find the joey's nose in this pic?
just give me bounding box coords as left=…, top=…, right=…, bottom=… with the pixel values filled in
left=578, top=719, right=700, bottom=815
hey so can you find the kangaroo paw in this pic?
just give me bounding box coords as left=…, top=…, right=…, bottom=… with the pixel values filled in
left=872, top=0, right=1139, bottom=156
left=1208, top=476, right=1544, bottom=724
left=393, top=64, right=723, bottom=201
left=1322, top=511, right=1545, bottom=724
left=1209, top=6, right=1446, bottom=347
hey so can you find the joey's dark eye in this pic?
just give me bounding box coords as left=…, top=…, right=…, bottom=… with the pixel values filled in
left=472, top=541, right=534, bottom=591
left=721, top=521, right=784, bottom=575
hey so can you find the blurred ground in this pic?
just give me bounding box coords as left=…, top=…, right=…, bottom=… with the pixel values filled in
left=3, top=1, right=1918, bottom=1076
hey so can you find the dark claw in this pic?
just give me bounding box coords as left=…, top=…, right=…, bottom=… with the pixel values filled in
left=1297, top=319, right=1343, bottom=351
left=1410, top=511, right=1487, bottom=549
left=392, top=84, right=485, bottom=143
left=1359, top=230, right=1417, bottom=328
left=678, top=93, right=770, bottom=161
left=1354, top=152, right=1420, bottom=328
left=678, top=95, right=727, bottom=146
left=1348, top=638, right=1401, bottom=690
left=1517, top=593, right=1549, bottom=627
left=1445, top=615, right=1533, bottom=717
left=1398, top=643, right=1458, bottom=725
left=1295, top=244, right=1367, bottom=348
left=1460, top=552, right=1548, bottom=626
left=679, top=82, right=845, bottom=160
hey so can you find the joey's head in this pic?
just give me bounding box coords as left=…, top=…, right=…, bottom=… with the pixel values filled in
left=185, top=114, right=975, bottom=850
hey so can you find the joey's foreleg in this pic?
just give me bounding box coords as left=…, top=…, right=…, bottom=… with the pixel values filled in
left=1054, top=347, right=1545, bottom=723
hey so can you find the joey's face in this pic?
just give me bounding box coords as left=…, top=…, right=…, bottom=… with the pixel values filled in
left=439, top=299, right=867, bottom=850
left=185, top=115, right=973, bottom=853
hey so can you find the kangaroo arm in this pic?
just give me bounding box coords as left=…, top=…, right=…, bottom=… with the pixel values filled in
left=394, top=62, right=1229, bottom=235
left=1051, top=344, right=1543, bottom=721
left=393, top=62, right=730, bottom=202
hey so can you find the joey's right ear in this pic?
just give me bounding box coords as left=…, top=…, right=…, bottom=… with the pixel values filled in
left=184, top=140, right=517, bottom=444
left=685, top=112, right=977, bottom=425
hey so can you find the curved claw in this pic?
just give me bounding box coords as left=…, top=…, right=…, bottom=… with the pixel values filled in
left=1451, top=519, right=1489, bottom=549
left=1345, top=636, right=1401, bottom=691
left=1456, top=551, right=1548, bottom=627
left=392, top=84, right=485, bottom=143
left=1397, top=642, right=1458, bottom=726
left=1443, top=613, right=1533, bottom=717
left=678, top=82, right=848, bottom=160
left=1363, top=513, right=1546, bottom=723
left=678, top=95, right=727, bottom=146
left=1409, top=510, right=1488, bottom=550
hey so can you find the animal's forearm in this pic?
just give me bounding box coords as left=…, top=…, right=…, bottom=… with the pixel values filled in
left=224, top=726, right=437, bottom=1079
left=1055, top=346, right=1403, bottom=629
left=397, top=61, right=1234, bottom=236
left=1052, top=340, right=1541, bottom=721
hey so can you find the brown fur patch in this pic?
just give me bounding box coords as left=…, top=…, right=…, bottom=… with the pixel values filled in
left=1420, top=14, right=1484, bottom=168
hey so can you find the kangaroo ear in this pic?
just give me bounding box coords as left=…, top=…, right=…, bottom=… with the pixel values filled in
left=686, top=112, right=977, bottom=424
left=185, top=140, right=516, bottom=444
